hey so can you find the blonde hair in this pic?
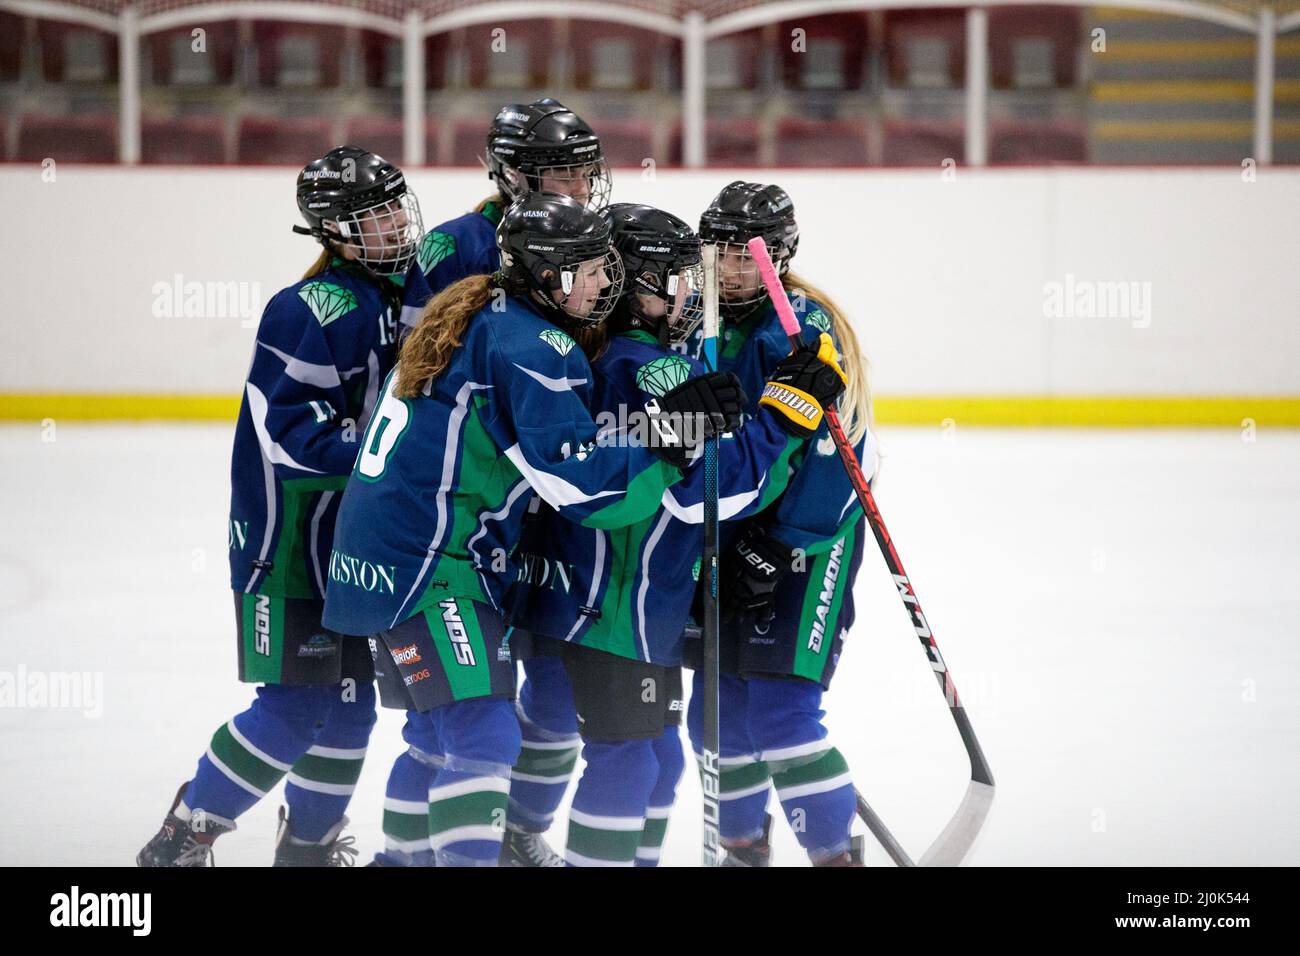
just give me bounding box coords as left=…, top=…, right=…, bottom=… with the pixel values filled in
left=783, top=271, right=874, bottom=448
left=475, top=193, right=505, bottom=215
left=301, top=248, right=333, bottom=280
left=396, top=276, right=610, bottom=399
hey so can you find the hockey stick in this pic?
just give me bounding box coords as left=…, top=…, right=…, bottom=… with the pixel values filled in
left=746, top=236, right=995, bottom=867
left=698, top=244, right=723, bottom=866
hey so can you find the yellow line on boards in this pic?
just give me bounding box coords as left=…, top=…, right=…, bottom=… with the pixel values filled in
left=0, top=394, right=240, bottom=422
left=872, top=397, right=1300, bottom=427
left=3, top=394, right=1299, bottom=428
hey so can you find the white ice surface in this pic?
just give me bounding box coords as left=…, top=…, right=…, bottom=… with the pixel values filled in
left=1, top=423, right=1297, bottom=866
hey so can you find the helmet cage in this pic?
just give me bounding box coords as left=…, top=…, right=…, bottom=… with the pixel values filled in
left=324, top=191, right=424, bottom=277
left=626, top=249, right=705, bottom=345
left=489, top=144, right=612, bottom=211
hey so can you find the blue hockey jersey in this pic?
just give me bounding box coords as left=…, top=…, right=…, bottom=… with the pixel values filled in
left=412, top=199, right=503, bottom=305
left=321, top=298, right=686, bottom=637
left=510, top=329, right=804, bottom=665
left=717, top=294, right=876, bottom=555
left=229, top=259, right=433, bottom=598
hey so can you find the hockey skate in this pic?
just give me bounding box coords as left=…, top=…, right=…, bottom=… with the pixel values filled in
left=136, top=783, right=235, bottom=867
left=272, top=806, right=358, bottom=867
left=720, top=813, right=772, bottom=867
left=499, top=823, right=565, bottom=867
left=813, top=834, right=867, bottom=868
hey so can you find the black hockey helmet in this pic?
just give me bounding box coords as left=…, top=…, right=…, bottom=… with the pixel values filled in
left=699, top=181, right=799, bottom=317
left=294, top=145, right=423, bottom=276
left=496, top=192, right=625, bottom=328
left=605, top=203, right=704, bottom=346
left=486, top=98, right=612, bottom=210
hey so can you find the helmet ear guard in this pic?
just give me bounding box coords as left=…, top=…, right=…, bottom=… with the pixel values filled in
left=295, top=147, right=423, bottom=276
left=497, top=193, right=626, bottom=328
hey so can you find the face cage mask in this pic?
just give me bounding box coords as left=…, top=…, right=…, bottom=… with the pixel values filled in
left=501, top=158, right=613, bottom=211
left=710, top=240, right=782, bottom=317
left=632, top=260, right=705, bottom=344
left=328, top=192, right=424, bottom=276
left=546, top=248, right=625, bottom=328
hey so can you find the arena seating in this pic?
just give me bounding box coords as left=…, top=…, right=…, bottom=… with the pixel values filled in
left=884, top=10, right=965, bottom=89
left=990, top=122, right=1087, bottom=164
left=236, top=116, right=333, bottom=165
left=142, top=115, right=227, bottom=164
left=779, top=14, right=870, bottom=91
left=250, top=21, right=344, bottom=88
left=775, top=117, right=870, bottom=166
left=16, top=113, right=117, bottom=163
left=143, top=23, right=238, bottom=86
left=881, top=119, right=964, bottom=166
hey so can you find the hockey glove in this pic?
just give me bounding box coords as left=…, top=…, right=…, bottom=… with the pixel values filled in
left=720, top=525, right=799, bottom=625
left=648, top=371, right=746, bottom=469
left=759, top=332, right=848, bottom=438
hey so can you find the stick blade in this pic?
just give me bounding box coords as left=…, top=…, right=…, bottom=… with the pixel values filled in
left=918, top=780, right=996, bottom=867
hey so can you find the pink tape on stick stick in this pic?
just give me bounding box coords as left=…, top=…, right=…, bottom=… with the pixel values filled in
left=746, top=236, right=804, bottom=340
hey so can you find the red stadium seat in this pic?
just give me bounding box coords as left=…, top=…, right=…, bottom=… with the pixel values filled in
left=16, top=114, right=117, bottom=163
left=706, top=118, right=761, bottom=166
left=451, top=119, right=487, bottom=167
left=359, top=29, right=399, bottom=89
left=589, top=119, right=655, bottom=167
left=142, top=116, right=227, bottom=164
left=1, top=12, right=23, bottom=83
left=881, top=120, right=964, bottom=166
left=884, top=10, right=965, bottom=89
left=144, top=23, right=237, bottom=86
left=666, top=118, right=761, bottom=167
left=345, top=116, right=405, bottom=164
left=780, top=14, right=870, bottom=90
left=37, top=21, right=118, bottom=84
left=236, top=116, right=333, bottom=166
left=775, top=117, right=870, bottom=167
left=464, top=20, right=553, bottom=89
left=425, top=32, right=453, bottom=90
left=572, top=23, right=663, bottom=91
left=706, top=30, right=761, bottom=91
left=989, top=8, right=1082, bottom=90
left=251, top=21, right=344, bottom=88
left=990, top=122, right=1087, bottom=164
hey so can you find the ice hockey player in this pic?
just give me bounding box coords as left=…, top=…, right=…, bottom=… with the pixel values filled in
left=686, top=181, right=878, bottom=867
left=137, top=147, right=430, bottom=867
left=502, top=202, right=849, bottom=866
left=411, top=98, right=611, bottom=304
left=368, top=100, right=613, bottom=864
left=322, top=193, right=744, bottom=867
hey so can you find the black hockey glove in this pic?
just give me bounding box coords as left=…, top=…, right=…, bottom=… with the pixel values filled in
left=648, top=371, right=746, bottom=469
left=759, top=332, right=848, bottom=438
left=720, top=525, right=799, bottom=625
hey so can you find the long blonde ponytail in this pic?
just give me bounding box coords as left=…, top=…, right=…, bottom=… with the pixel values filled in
left=782, top=271, right=874, bottom=448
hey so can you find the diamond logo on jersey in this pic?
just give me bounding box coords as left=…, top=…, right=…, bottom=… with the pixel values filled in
left=417, top=231, right=456, bottom=274
left=805, top=308, right=832, bottom=335
left=298, top=281, right=358, bottom=328
left=539, top=329, right=576, bottom=357
left=635, top=355, right=691, bottom=398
